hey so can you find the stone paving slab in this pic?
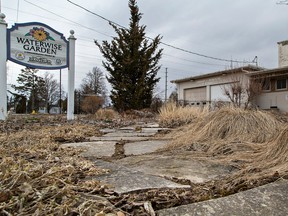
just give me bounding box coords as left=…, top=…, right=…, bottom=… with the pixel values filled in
left=157, top=180, right=288, bottom=216
left=118, top=155, right=233, bottom=183
left=119, top=123, right=161, bottom=130
left=141, top=127, right=170, bottom=133
left=125, top=140, right=168, bottom=155
left=94, top=160, right=190, bottom=194
left=99, top=128, right=117, bottom=134
left=62, top=140, right=169, bottom=158
left=103, top=131, right=156, bottom=137
left=89, top=136, right=149, bottom=142
left=61, top=141, right=116, bottom=157
left=119, top=126, right=136, bottom=130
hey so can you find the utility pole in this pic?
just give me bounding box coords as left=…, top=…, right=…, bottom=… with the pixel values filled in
left=165, top=68, right=168, bottom=102
left=253, top=56, right=258, bottom=67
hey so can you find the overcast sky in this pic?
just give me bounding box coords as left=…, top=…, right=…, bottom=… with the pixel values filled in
left=2, top=0, right=288, bottom=98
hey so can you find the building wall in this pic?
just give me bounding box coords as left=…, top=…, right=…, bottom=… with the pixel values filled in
left=256, top=91, right=288, bottom=112
left=176, top=72, right=249, bottom=105
left=278, top=41, right=288, bottom=67
left=255, top=76, right=288, bottom=112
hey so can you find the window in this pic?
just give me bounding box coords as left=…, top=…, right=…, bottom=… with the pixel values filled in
left=276, top=79, right=287, bottom=90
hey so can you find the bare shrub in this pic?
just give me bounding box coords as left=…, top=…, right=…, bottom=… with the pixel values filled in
left=223, top=74, right=262, bottom=109
left=81, top=96, right=104, bottom=114
left=95, top=108, right=119, bottom=120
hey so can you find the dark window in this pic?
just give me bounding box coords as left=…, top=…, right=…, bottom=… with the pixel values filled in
left=276, top=79, right=287, bottom=90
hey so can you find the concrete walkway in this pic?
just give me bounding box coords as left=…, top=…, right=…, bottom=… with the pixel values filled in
left=62, top=123, right=170, bottom=157
left=62, top=124, right=191, bottom=193
left=62, top=122, right=288, bottom=215
left=93, top=160, right=189, bottom=194
left=157, top=180, right=288, bottom=216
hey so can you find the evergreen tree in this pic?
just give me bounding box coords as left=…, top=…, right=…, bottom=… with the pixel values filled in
left=95, top=0, right=163, bottom=111
left=12, top=67, right=45, bottom=112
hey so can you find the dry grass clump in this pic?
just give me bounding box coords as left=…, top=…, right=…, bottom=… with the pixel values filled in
left=216, top=125, right=288, bottom=196
left=256, top=125, right=288, bottom=168
left=0, top=157, right=110, bottom=215
left=160, top=107, right=288, bottom=201
left=95, top=108, right=119, bottom=121
left=0, top=123, right=119, bottom=215
left=159, top=102, right=208, bottom=128
left=165, top=107, right=280, bottom=152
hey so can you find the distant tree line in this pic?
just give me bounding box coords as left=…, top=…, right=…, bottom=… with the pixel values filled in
left=10, top=66, right=108, bottom=114
left=10, top=67, right=65, bottom=114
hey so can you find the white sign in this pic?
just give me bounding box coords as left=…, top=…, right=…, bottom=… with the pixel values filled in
left=7, top=22, right=69, bottom=70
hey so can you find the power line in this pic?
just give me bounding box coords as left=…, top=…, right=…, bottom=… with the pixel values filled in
left=10, top=0, right=231, bottom=69
left=66, top=0, right=126, bottom=29
left=23, top=0, right=112, bottom=38
left=16, top=1, right=252, bottom=67
left=163, top=53, right=226, bottom=66
left=6, top=0, right=247, bottom=81
left=66, top=0, right=255, bottom=64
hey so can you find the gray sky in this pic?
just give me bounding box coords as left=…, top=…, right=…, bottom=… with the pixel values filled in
left=2, top=0, right=288, bottom=98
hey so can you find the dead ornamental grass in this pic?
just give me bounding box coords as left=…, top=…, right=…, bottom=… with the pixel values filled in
left=95, top=108, right=119, bottom=121
left=219, top=125, right=288, bottom=194
left=256, top=124, right=288, bottom=169
left=0, top=123, right=121, bottom=215
left=165, top=107, right=280, bottom=153
left=159, top=102, right=208, bottom=128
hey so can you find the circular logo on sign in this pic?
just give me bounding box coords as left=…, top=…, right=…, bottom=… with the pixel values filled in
left=15, top=52, right=25, bottom=60
left=55, top=59, right=62, bottom=65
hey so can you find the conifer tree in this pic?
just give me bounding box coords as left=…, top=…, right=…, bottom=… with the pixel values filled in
left=12, top=67, right=45, bottom=112
left=95, top=0, right=163, bottom=111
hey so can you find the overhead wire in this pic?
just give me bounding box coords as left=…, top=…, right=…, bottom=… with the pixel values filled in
left=23, top=0, right=112, bottom=38
left=162, top=53, right=226, bottom=67
left=15, top=0, right=235, bottom=70
left=66, top=0, right=256, bottom=64
left=6, top=0, right=233, bottom=90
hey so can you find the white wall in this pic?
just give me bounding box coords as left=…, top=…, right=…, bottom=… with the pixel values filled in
left=278, top=41, right=288, bottom=67
left=176, top=72, right=249, bottom=102
left=256, top=91, right=288, bottom=112
left=210, top=84, right=231, bottom=101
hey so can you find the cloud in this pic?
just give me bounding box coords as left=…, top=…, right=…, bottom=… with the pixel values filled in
left=3, top=0, right=288, bottom=97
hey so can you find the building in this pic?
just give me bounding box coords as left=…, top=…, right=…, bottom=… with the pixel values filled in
left=171, top=41, right=288, bottom=112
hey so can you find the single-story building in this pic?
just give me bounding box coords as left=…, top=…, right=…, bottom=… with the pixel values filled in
left=171, top=40, right=288, bottom=112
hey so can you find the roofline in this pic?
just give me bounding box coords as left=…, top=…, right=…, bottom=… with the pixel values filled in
left=247, top=66, right=288, bottom=77
left=171, top=65, right=264, bottom=83
left=277, top=40, right=288, bottom=45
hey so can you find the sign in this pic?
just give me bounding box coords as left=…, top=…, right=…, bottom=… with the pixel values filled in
left=7, top=22, right=69, bottom=70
